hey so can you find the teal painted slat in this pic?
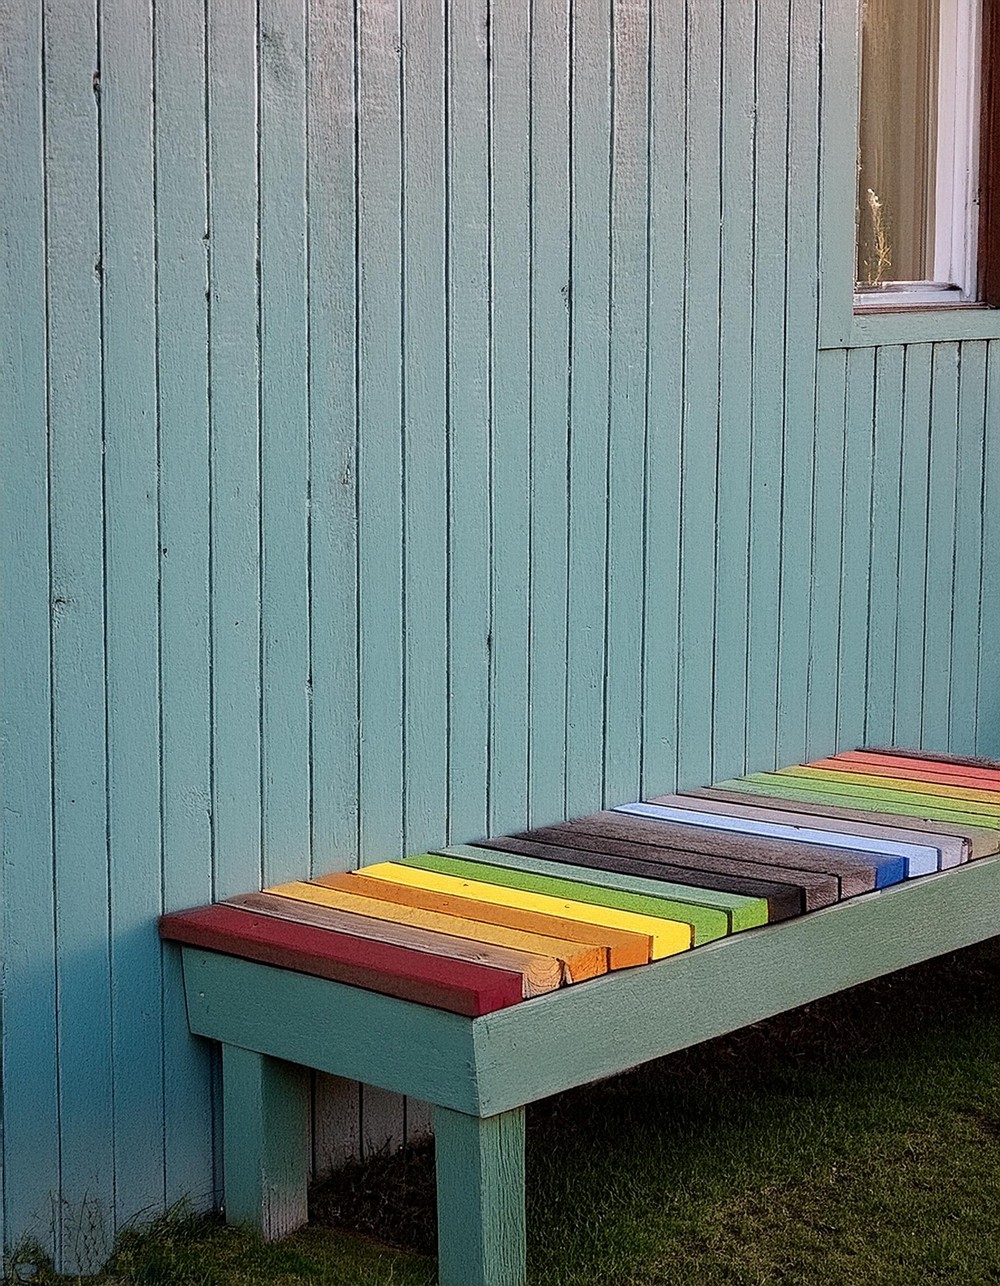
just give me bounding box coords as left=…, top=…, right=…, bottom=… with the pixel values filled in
left=357, top=0, right=404, bottom=861
left=100, top=0, right=164, bottom=1227
left=978, top=342, right=1000, bottom=755
left=154, top=0, right=214, bottom=1208
left=837, top=346, right=875, bottom=746
left=745, top=0, right=789, bottom=772
left=487, top=0, right=531, bottom=837
left=446, top=0, right=491, bottom=842
left=306, top=0, right=359, bottom=876
left=564, top=0, right=611, bottom=816
left=44, top=0, right=114, bottom=1258
left=677, top=0, right=721, bottom=790
left=259, top=0, right=310, bottom=887
left=640, top=0, right=684, bottom=798
left=948, top=343, right=987, bottom=752
left=713, top=0, right=754, bottom=783
left=602, top=0, right=650, bottom=808
left=527, top=0, right=570, bottom=824
left=0, top=0, right=58, bottom=1256
left=891, top=345, right=932, bottom=747
left=401, top=0, right=447, bottom=854
left=863, top=347, right=904, bottom=743
left=806, top=351, right=847, bottom=758
left=922, top=344, right=960, bottom=747
left=208, top=0, right=262, bottom=899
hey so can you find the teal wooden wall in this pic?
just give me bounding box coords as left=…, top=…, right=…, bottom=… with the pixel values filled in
left=2, top=0, right=999, bottom=1266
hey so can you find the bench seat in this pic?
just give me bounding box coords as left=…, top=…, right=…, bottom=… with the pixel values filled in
left=160, top=748, right=1000, bottom=1286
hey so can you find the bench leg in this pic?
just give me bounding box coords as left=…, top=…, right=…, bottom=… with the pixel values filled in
left=433, top=1104, right=526, bottom=1286
left=221, top=1044, right=309, bottom=1239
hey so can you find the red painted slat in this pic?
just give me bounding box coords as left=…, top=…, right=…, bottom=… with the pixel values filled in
left=159, top=904, right=524, bottom=1017
left=827, top=750, right=1000, bottom=791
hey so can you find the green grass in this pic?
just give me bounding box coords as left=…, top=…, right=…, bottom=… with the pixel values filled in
left=12, top=937, right=1000, bottom=1284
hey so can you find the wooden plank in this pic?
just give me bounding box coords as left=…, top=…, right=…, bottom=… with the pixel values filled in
left=812, top=758, right=1000, bottom=800
left=977, top=346, right=1000, bottom=756
left=691, top=785, right=998, bottom=859
left=829, top=750, right=1000, bottom=789
left=267, top=882, right=605, bottom=983
left=441, top=842, right=768, bottom=933
left=357, top=860, right=677, bottom=955
left=616, top=803, right=902, bottom=888
left=631, top=799, right=933, bottom=878
left=315, top=872, right=651, bottom=968
left=227, top=892, right=564, bottom=994
left=773, top=766, right=1000, bottom=816
left=545, top=814, right=840, bottom=910
left=163, top=905, right=531, bottom=1016
left=673, top=789, right=967, bottom=868
left=502, top=829, right=802, bottom=921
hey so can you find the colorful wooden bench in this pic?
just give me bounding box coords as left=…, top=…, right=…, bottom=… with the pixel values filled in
left=160, top=748, right=1000, bottom=1286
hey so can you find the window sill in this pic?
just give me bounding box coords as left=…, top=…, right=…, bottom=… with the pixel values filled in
left=818, top=302, right=1000, bottom=350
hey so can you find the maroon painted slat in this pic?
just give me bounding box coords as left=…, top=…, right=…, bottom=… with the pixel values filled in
left=159, top=904, right=525, bottom=1017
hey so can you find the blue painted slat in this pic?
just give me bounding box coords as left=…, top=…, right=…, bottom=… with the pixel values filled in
left=154, top=0, right=214, bottom=1208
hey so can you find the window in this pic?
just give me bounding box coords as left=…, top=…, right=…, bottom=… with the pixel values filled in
left=819, top=0, right=1000, bottom=346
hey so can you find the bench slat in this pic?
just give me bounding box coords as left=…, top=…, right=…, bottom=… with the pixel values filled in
left=769, top=769, right=1000, bottom=821
left=795, top=763, right=1000, bottom=808
left=820, top=751, right=1000, bottom=792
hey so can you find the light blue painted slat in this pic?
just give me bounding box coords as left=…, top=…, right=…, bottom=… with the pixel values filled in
left=864, top=347, right=904, bottom=743
left=259, top=0, right=310, bottom=887
left=949, top=343, right=987, bottom=752
left=617, top=802, right=939, bottom=876
left=208, top=0, right=262, bottom=899
left=527, top=0, right=570, bottom=824
left=306, top=0, right=359, bottom=876
left=745, top=0, right=789, bottom=772
left=487, top=0, right=531, bottom=837
left=837, top=347, right=875, bottom=747
left=401, top=0, right=447, bottom=855
left=43, top=0, right=114, bottom=1257
left=357, top=0, right=404, bottom=861
left=602, top=0, right=650, bottom=808
left=100, top=0, right=164, bottom=1227
left=677, top=0, right=722, bottom=790
left=977, top=342, right=1000, bottom=755
left=713, top=0, right=754, bottom=784
left=446, top=0, right=491, bottom=843
left=564, top=0, right=611, bottom=817
left=776, top=0, right=819, bottom=768
left=0, top=0, right=58, bottom=1256
left=805, top=351, right=847, bottom=759
left=154, top=0, right=214, bottom=1208
left=891, top=345, right=932, bottom=748
left=640, top=0, right=684, bottom=798
left=922, top=344, right=959, bottom=748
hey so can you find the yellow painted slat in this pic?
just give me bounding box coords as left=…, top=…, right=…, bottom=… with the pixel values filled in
left=355, top=862, right=691, bottom=959
left=267, top=881, right=606, bottom=983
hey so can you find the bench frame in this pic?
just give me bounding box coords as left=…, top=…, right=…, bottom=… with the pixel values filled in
left=177, top=854, right=1000, bottom=1286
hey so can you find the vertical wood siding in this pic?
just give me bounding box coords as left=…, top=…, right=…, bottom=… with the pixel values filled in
left=2, top=0, right=999, bottom=1264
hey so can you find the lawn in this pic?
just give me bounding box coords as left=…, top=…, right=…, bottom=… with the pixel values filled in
left=10, top=936, right=1000, bottom=1284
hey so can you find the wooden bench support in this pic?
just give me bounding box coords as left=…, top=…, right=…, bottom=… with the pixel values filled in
left=221, top=1045, right=309, bottom=1239
left=434, top=1105, right=526, bottom=1286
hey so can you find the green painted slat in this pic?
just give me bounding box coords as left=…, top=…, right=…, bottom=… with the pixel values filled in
left=472, top=855, right=1000, bottom=1115
left=155, top=0, right=215, bottom=1207
left=306, top=0, right=360, bottom=874
left=891, top=345, right=933, bottom=748
left=208, top=0, right=262, bottom=899
left=487, top=0, right=530, bottom=837
left=838, top=347, right=876, bottom=747
left=713, top=0, right=754, bottom=783
left=405, top=849, right=728, bottom=945
left=979, top=343, right=1000, bottom=755
left=677, top=0, right=722, bottom=789
left=43, top=0, right=114, bottom=1256
left=564, top=0, right=611, bottom=816
left=951, top=344, right=988, bottom=753
left=922, top=344, right=960, bottom=748
left=441, top=842, right=767, bottom=933
left=260, top=0, right=310, bottom=887
left=0, top=0, right=58, bottom=1256
left=357, top=0, right=404, bottom=860
left=526, top=0, right=570, bottom=823
left=100, top=0, right=164, bottom=1226
left=864, top=347, right=904, bottom=743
